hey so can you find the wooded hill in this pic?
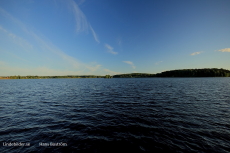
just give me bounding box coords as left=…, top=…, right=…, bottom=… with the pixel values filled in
left=113, top=68, right=230, bottom=78
left=155, top=68, right=230, bottom=77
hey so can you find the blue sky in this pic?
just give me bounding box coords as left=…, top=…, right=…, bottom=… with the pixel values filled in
left=0, top=0, right=230, bottom=76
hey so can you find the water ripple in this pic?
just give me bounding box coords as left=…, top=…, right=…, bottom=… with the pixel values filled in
left=0, top=78, right=230, bottom=152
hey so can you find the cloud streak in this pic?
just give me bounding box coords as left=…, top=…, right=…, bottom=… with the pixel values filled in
left=28, top=30, right=102, bottom=73
left=155, top=61, right=163, bottom=65
left=89, top=25, right=100, bottom=43
left=0, top=7, right=102, bottom=75
left=123, top=61, right=136, bottom=69
left=190, top=52, right=202, bottom=56
left=85, top=64, right=101, bottom=72
left=68, top=0, right=100, bottom=43
left=0, top=25, right=33, bottom=52
left=105, top=44, right=118, bottom=55
left=103, top=68, right=119, bottom=75
left=217, top=48, right=230, bottom=52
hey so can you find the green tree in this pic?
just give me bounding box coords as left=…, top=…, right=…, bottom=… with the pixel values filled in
left=105, top=75, right=111, bottom=78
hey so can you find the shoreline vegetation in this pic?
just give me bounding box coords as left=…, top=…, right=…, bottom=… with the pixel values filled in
left=1, top=68, right=230, bottom=79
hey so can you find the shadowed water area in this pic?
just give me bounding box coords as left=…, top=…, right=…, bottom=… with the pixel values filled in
left=0, top=78, right=230, bottom=153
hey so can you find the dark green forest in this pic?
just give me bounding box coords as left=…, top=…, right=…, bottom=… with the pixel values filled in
left=155, top=68, right=230, bottom=77
left=1, top=68, right=230, bottom=79
left=112, top=68, right=230, bottom=78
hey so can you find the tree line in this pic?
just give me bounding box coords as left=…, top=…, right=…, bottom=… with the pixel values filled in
left=113, top=73, right=156, bottom=78
left=111, top=68, right=230, bottom=78
left=1, top=68, right=230, bottom=79
left=155, top=68, right=230, bottom=77
left=3, top=75, right=106, bottom=79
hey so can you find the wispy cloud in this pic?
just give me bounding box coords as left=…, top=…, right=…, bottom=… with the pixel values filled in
left=190, top=51, right=202, bottom=56
left=0, top=7, right=102, bottom=75
left=123, top=61, right=136, bottom=69
left=117, top=37, right=122, bottom=46
left=217, top=48, right=230, bottom=52
left=155, top=61, right=163, bottom=65
left=76, top=0, right=86, bottom=5
left=68, top=0, right=88, bottom=32
left=0, top=25, right=33, bottom=52
left=105, top=44, right=118, bottom=55
left=28, top=30, right=103, bottom=72
left=103, top=68, right=119, bottom=75
left=0, top=7, right=31, bottom=35
left=0, top=25, right=7, bottom=32
left=89, top=25, right=100, bottom=43
left=67, top=0, right=100, bottom=43
left=85, top=64, right=101, bottom=72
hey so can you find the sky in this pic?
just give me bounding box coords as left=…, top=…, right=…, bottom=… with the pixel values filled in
left=0, top=0, right=230, bottom=76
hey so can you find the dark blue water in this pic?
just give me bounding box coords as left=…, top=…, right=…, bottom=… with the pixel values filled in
left=0, top=78, right=230, bottom=153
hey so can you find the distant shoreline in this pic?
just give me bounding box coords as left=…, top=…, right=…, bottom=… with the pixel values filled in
left=0, top=77, right=10, bottom=79
left=1, top=68, right=230, bottom=79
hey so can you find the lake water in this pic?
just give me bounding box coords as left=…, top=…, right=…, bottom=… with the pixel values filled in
left=0, top=78, right=230, bottom=153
